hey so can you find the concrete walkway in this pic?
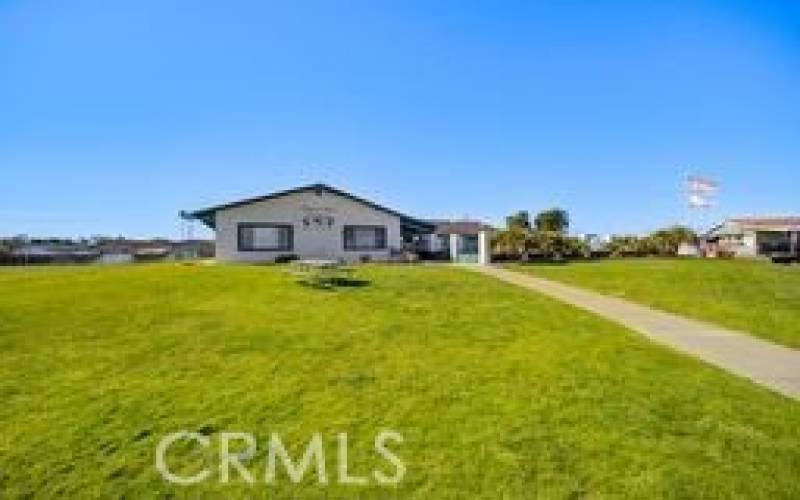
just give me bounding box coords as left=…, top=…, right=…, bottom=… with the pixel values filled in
left=469, top=265, right=800, bottom=400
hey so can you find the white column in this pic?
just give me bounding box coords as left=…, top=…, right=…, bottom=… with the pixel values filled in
left=449, top=233, right=459, bottom=262
left=478, top=230, right=491, bottom=265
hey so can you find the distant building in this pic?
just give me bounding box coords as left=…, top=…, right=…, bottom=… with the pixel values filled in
left=9, top=242, right=99, bottom=264
left=702, top=217, right=800, bottom=258
left=132, top=247, right=172, bottom=262
left=677, top=242, right=701, bottom=257
left=577, top=233, right=611, bottom=255
left=98, top=253, right=133, bottom=264
left=0, top=236, right=214, bottom=265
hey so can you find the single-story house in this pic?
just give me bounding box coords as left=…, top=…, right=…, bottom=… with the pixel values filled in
left=182, top=183, right=492, bottom=264
left=702, top=216, right=800, bottom=258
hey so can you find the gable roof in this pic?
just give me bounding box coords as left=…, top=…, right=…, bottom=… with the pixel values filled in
left=181, top=183, right=434, bottom=231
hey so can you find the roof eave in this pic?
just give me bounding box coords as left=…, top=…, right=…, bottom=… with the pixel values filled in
left=180, top=210, right=215, bottom=229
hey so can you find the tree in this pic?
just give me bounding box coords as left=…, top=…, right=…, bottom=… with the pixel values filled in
left=605, top=226, right=697, bottom=258
left=606, top=235, right=642, bottom=257
left=492, top=226, right=528, bottom=257
left=495, top=208, right=581, bottom=261
left=563, top=235, right=591, bottom=257
left=505, top=210, right=531, bottom=230
left=521, top=231, right=588, bottom=259
left=649, top=226, right=697, bottom=255
left=534, top=208, right=569, bottom=233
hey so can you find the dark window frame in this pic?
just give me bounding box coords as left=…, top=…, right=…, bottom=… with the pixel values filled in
left=343, top=225, right=388, bottom=251
left=237, top=223, right=294, bottom=252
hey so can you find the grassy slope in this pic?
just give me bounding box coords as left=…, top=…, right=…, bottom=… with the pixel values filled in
left=0, top=263, right=798, bottom=498
left=507, top=258, right=800, bottom=348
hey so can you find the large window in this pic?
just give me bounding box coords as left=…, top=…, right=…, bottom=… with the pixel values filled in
left=237, top=223, right=293, bottom=251
left=343, top=225, right=387, bottom=251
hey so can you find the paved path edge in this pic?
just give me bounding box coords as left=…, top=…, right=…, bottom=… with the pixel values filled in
left=467, top=265, right=800, bottom=401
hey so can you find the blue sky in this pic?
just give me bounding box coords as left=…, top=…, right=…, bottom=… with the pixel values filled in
left=2, top=0, right=798, bottom=238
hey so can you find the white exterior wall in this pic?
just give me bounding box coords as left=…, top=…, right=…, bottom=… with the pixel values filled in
left=478, top=230, right=491, bottom=265
left=213, top=190, right=402, bottom=262
left=737, top=231, right=758, bottom=257
left=711, top=222, right=758, bottom=257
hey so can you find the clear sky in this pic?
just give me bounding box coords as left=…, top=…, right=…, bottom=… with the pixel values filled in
left=2, top=0, right=798, bottom=239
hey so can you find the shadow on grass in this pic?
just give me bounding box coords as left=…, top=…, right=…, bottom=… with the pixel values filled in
left=511, top=258, right=571, bottom=267
left=297, top=278, right=371, bottom=291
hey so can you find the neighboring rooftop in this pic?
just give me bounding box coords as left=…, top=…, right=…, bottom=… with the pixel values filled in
left=728, top=216, right=800, bottom=230
left=706, top=216, right=800, bottom=236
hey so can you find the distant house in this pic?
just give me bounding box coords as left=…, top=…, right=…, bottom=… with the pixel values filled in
left=133, top=247, right=172, bottom=262
left=92, top=238, right=172, bottom=263
left=703, top=217, right=800, bottom=258
left=93, top=238, right=213, bottom=262
left=0, top=235, right=213, bottom=266
left=172, top=239, right=215, bottom=259
left=182, top=183, right=492, bottom=264
left=9, top=244, right=98, bottom=264
left=98, top=253, right=133, bottom=264
left=577, top=233, right=611, bottom=256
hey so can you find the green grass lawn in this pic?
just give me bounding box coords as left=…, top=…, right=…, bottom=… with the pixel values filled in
left=506, top=258, right=800, bottom=349
left=1, top=263, right=798, bottom=498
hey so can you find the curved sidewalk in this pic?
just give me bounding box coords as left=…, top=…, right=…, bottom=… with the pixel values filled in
left=470, top=265, right=800, bottom=400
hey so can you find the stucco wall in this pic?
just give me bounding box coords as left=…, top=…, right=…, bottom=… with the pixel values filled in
left=737, top=232, right=758, bottom=256
left=712, top=222, right=758, bottom=257
left=214, top=190, right=402, bottom=262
